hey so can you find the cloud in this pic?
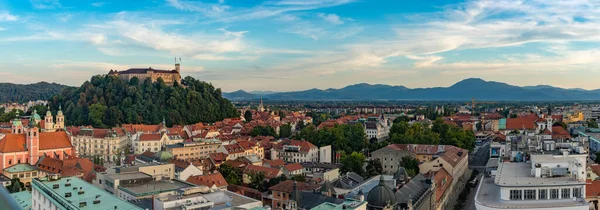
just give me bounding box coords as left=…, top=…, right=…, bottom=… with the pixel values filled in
left=55, top=13, right=72, bottom=22
left=91, top=2, right=105, bottom=7
left=406, top=55, right=444, bottom=67
left=50, top=61, right=205, bottom=74
left=318, top=13, right=343, bottom=24
left=88, top=34, right=107, bottom=45
left=0, top=11, right=18, bottom=21
left=30, top=0, right=62, bottom=9
left=192, top=54, right=258, bottom=61
left=276, top=14, right=298, bottom=21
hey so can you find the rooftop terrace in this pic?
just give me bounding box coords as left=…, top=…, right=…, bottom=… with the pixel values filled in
left=118, top=180, right=193, bottom=197
left=495, top=162, right=585, bottom=187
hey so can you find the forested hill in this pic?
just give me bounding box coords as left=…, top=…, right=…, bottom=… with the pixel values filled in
left=0, top=82, right=69, bottom=103
left=50, top=75, right=239, bottom=128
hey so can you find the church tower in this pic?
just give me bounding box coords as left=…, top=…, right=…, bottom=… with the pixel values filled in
left=55, top=104, right=65, bottom=130
left=258, top=96, right=265, bottom=112
left=12, top=117, right=23, bottom=134
left=26, top=119, right=40, bottom=164
left=44, top=105, right=54, bottom=132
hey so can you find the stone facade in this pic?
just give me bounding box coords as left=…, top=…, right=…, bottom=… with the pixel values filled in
left=108, top=63, right=182, bottom=85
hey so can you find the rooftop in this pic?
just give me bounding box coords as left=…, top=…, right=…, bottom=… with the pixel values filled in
left=311, top=199, right=367, bottom=210
left=107, top=172, right=151, bottom=181
left=10, top=191, right=32, bottom=210
left=118, top=180, right=194, bottom=197
left=476, top=176, right=587, bottom=209
left=495, top=162, right=585, bottom=187
left=4, top=164, right=37, bottom=173
left=31, top=177, right=143, bottom=210
left=202, top=190, right=262, bottom=209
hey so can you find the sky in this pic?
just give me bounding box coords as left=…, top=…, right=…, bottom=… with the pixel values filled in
left=1, top=0, right=600, bottom=92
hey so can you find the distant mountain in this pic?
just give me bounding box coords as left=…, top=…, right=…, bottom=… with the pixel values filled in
left=223, top=90, right=258, bottom=100
left=0, top=82, right=70, bottom=103
left=249, top=91, right=278, bottom=95
left=225, top=78, right=600, bottom=101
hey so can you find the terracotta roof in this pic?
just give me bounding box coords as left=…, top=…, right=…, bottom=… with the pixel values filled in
left=39, top=132, right=73, bottom=150
left=244, top=165, right=281, bottom=179
left=387, top=144, right=439, bottom=155
left=237, top=141, right=257, bottom=150
left=263, top=159, right=285, bottom=168
left=552, top=126, right=571, bottom=139
left=124, top=155, right=137, bottom=164
left=209, top=153, right=228, bottom=165
left=440, top=146, right=468, bottom=167
left=587, top=180, right=600, bottom=197
left=122, top=124, right=162, bottom=134
left=505, top=117, right=537, bottom=130
left=186, top=172, right=228, bottom=188
left=224, top=160, right=246, bottom=168
left=268, top=180, right=320, bottom=193
left=283, top=163, right=304, bottom=172
left=0, top=134, right=26, bottom=153
left=434, top=168, right=453, bottom=202
left=273, top=139, right=317, bottom=153
left=139, top=133, right=162, bottom=141
left=141, top=151, right=155, bottom=158
left=36, top=156, right=96, bottom=183
left=37, top=156, right=64, bottom=174
left=223, top=144, right=245, bottom=154
left=170, top=159, right=191, bottom=170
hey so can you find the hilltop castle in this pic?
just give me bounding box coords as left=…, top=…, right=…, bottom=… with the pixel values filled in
left=108, top=63, right=182, bottom=85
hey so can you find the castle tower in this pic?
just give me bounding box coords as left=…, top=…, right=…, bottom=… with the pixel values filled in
left=12, top=117, right=23, bottom=134
left=55, top=104, right=65, bottom=130
left=175, top=63, right=181, bottom=73
left=26, top=119, right=40, bottom=164
left=44, top=105, right=54, bottom=132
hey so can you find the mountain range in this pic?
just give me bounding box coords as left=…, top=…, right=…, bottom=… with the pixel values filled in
left=0, top=82, right=70, bottom=103
left=223, top=78, right=600, bottom=101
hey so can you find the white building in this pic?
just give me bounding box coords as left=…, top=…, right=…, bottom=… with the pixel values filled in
left=475, top=150, right=588, bottom=210
left=271, top=139, right=319, bottom=163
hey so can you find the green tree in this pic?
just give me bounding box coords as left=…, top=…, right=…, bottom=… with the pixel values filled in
left=248, top=172, right=267, bottom=192
left=219, top=164, right=243, bottom=185
left=250, top=126, right=276, bottom=137
left=7, top=178, right=24, bottom=193
left=244, top=110, right=253, bottom=122
left=296, top=120, right=305, bottom=131
left=279, top=111, right=286, bottom=118
left=509, top=129, right=520, bottom=134
left=267, top=175, right=287, bottom=188
left=290, top=175, right=306, bottom=182
left=553, top=121, right=567, bottom=130
left=339, top=152, right=366, bottom=176
left=365, top=158, right=383, bottom=177
left=399, top=156, right=420, bottom=177
left=88, top=103, right=108, bottom=128
left=588, top=119, right=599, bottom=128
left=280, top=123, right=292, bottom=138
left=393, top=116, right=410, bottom=123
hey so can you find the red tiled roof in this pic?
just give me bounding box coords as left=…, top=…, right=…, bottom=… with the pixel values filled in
left=186, top=172, right=228, bottom=188
left=268, top=180, right=319, bottom=193
left=139, top=133, right=162, bottom=141
left=124, top=155, right=136, bottom=164
left=505, top=117, right=537, bottom=130
left=0, top=134, right=26, bottom=153
left=244, top=165, right=281, bottom=179
left=590, top=164, right=600, bottom=177
left=552, top=126, right=571, bottom=139
left=440, top=146, right=468, bottom=167
left=283, top=163, right=303, bottom=172
left=388, top=144, right=439, bottom=155
left=209, top=153, right=228, bottom=165
left=273, top=139, right=317, bottom=153
left=434, top=168, right=453, bottom=202
left=141, top=151, right=155, bottom=158
left=587, top=180, right=600, bottom=197
left=170, top=159, right=191, bottom=170
left=39, top=132, right=73, bottom=150
left=263, top=159, right=285, bottom=168
left=224, top=144, right=245, bottom=154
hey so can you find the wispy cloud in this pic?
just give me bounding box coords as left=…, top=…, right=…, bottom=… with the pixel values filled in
left=55, top=13, right=72, bottom=22
left=30, top=0, right=62, bottom=9
left=91, top=2, right=106, bottom=7
left=318, top=13, right=343, bottom=24
left=0, top=11, right=18, bottom=21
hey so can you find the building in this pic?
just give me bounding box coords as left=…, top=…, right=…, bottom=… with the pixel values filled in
left=474, top=145, right=588, bottom=209
left=366, top=176, right=397, bottom=210
left=31, top=177, right=143, bottom=210
left=185, top=172, right=228, bottom=190
left=243, top=165, right=282, bottom=184
left=301, top=162, right=340, bottom=182
left=272, top=140, right=319, bottom=163
left=108, top=63, right=182, bottom=85
left=152, top=187, right=263, bottom=210
left=268, top=180, right=321, bottom=209
left=166, top=138, right=221, bottom=160
left=134, top=132, right=184, bottom=154
left=371, top=144, right=468, bottom=175
left=311, top=199, right=367, bottom=210
left=0, top=118, right=75, bottom=171
left=216, top=140, right=264, bottom=161
left=419, top=146, right=469, bottom=188
left=42, top=105, right=65, bottom=132
left=283, top=163, right=304, bottom=178
left=96, top=162, right=176, bottom=194
left=3, top=164, right=39, bottom=187
left=118, top=179, right=194, bottom=201
left=69, top=127, right=128, bottom=162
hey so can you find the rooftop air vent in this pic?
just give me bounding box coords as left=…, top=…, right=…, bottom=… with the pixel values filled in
left=53, top=184, right=59, bottom=189
left=78, top=187, right=84, bottom=195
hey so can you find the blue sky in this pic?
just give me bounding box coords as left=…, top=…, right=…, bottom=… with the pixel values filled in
left=1, top=0, right=600, bottom=92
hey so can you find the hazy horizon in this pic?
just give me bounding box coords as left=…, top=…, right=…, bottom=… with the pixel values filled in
left=2, top=0, right=600, bottom=91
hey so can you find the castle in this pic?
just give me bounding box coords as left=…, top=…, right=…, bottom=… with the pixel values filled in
left=108, top=63, right=182, bottom=85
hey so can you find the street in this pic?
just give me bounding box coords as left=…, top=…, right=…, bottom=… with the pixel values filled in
left=465, top=141, right=490, bottom=210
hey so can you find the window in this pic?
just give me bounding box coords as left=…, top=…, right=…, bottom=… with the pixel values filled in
left=547, top=188, right=558, bottom=199
left=510, top=190, right=522, bottom=200
left=561, top=188, right=570, bottom=199
left=524, top=190, right=536, bottom=200
left=573, top=188, right=581, bottom=198
left=8, top=159, right=11, bottom=165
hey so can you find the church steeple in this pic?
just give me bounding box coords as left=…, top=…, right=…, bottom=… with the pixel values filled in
left=258, top=96, right=265, bottom=112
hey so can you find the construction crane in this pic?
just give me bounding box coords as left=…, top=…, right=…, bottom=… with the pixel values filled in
left=468, top=97, right=497, bottom=115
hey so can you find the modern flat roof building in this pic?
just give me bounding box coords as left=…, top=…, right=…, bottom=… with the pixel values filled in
left=31, top=177, right=143, bottom=210
left=475, top=152, right=588, bottom=210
